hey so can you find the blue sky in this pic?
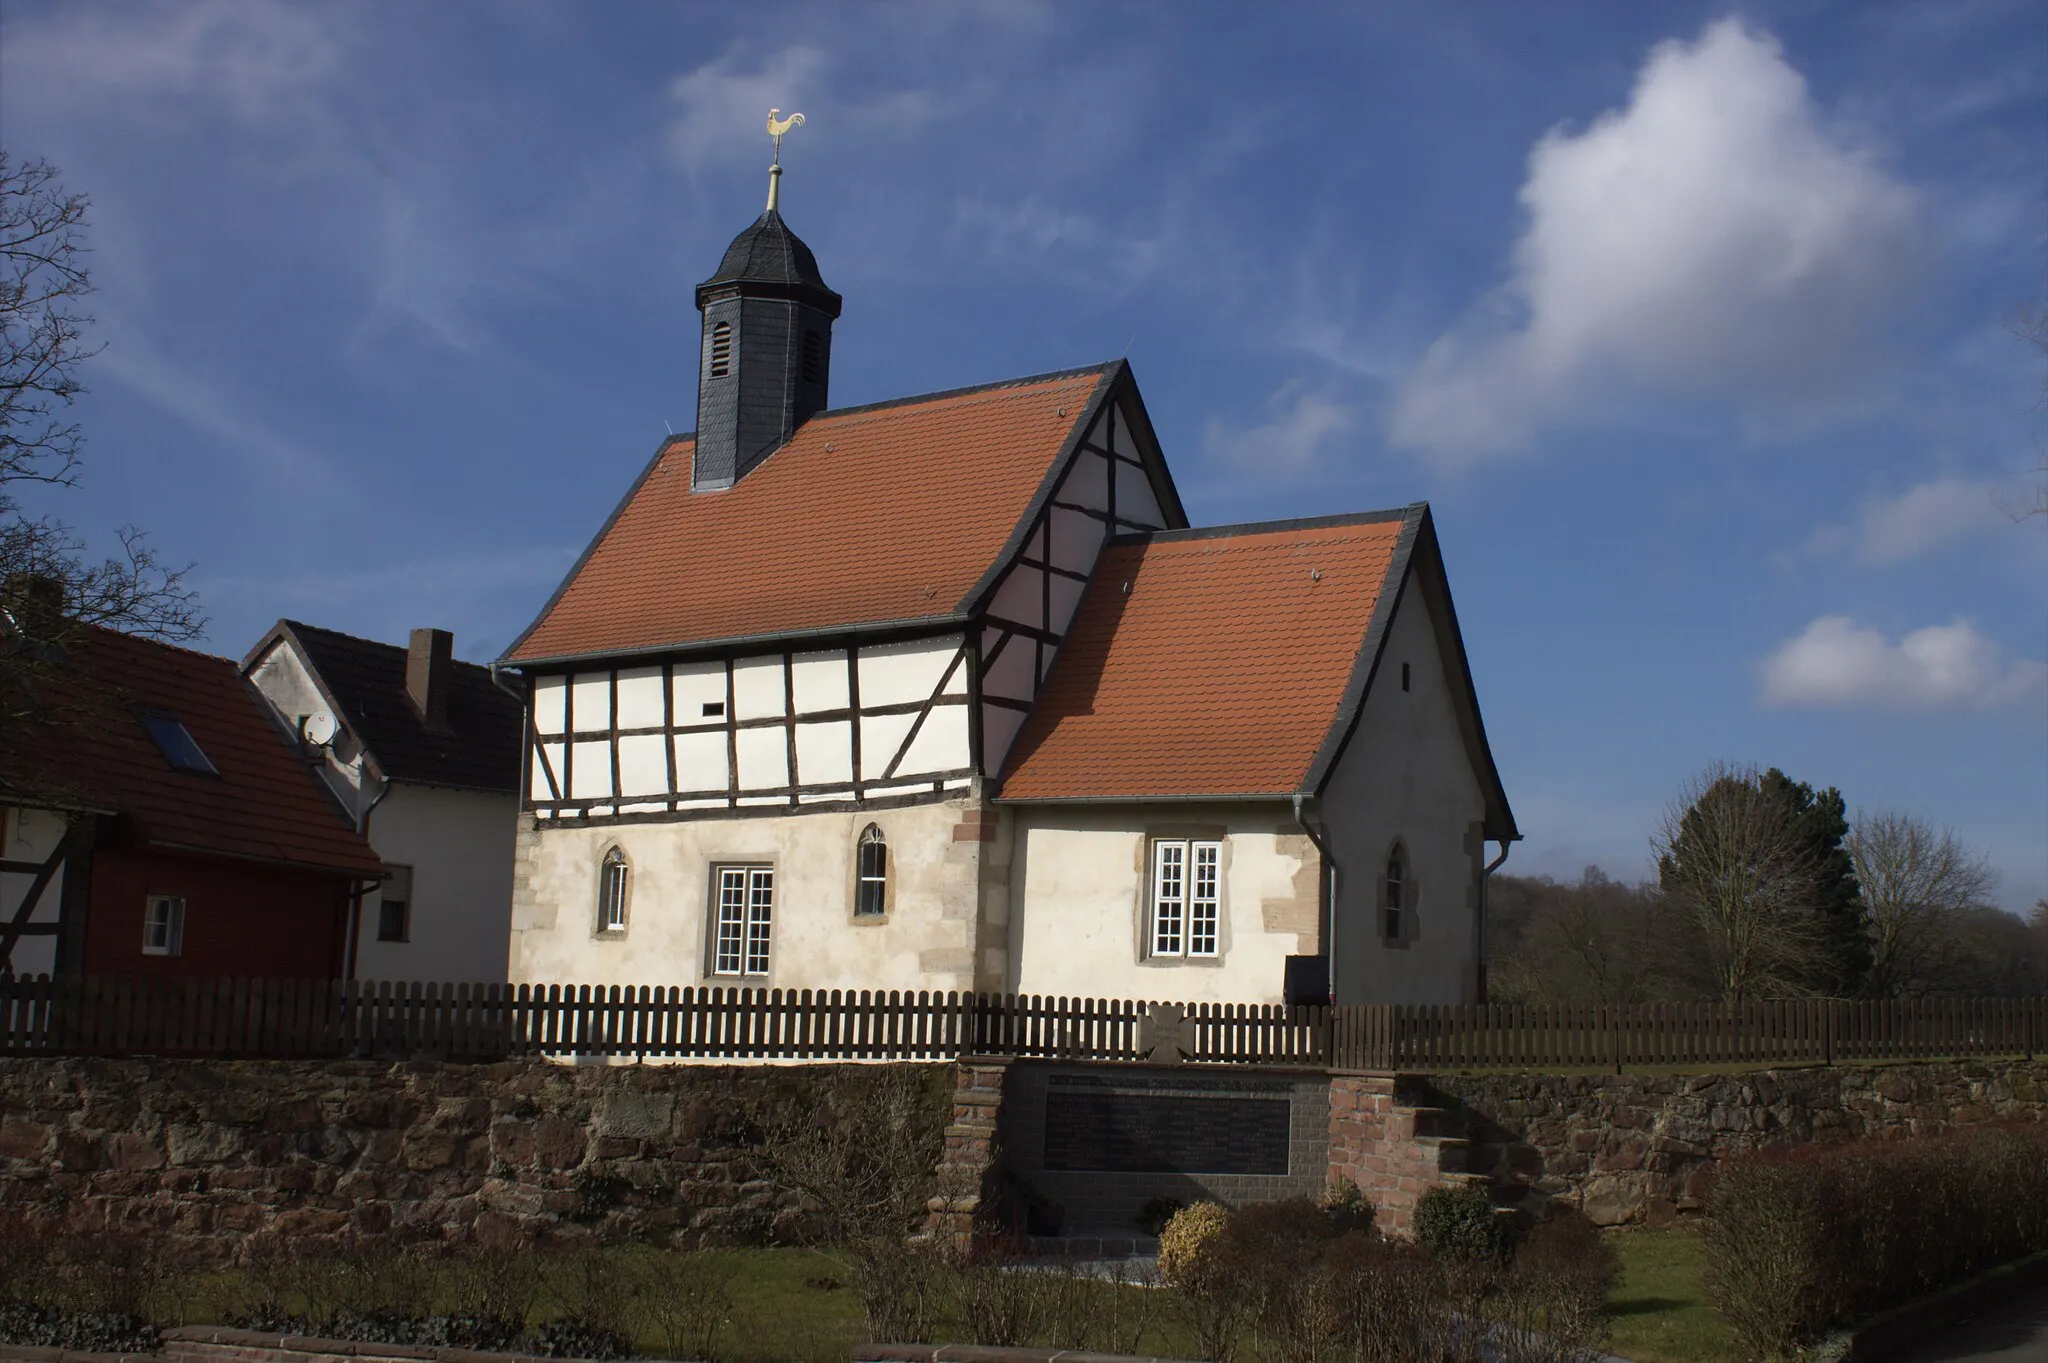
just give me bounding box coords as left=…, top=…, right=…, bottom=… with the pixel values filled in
left=3, top=1, right=2043, bottom=907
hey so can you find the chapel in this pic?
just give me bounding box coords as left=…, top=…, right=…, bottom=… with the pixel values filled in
left=497, top=134, right=1516, bottom=1007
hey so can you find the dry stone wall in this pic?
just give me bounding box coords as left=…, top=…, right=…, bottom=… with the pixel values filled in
left=0, top=1057, right=951, bottom=1261
left=1431, top=1059, right=2048, bottom=1226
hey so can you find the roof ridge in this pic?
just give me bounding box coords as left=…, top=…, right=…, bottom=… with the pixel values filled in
left=807, top=361, right=1113, bottom=423
left=1109, top=505, right=1425, bottom=547
left=282, top=619, right=497, bottom=676
left=76, top=623, right=236, bottom=669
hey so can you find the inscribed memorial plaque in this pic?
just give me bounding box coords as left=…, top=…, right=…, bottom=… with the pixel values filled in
left=1042, top=1072, right=1291, bottom=1174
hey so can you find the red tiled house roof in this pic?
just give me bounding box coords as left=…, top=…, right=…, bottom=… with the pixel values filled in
left=503, top=365, right=1128, bottom=665
left=1, top=627, right=383, bottom=877
left=999, top=507, right=1516, bottom=836
left=999, top=514, right=1407, bottom=800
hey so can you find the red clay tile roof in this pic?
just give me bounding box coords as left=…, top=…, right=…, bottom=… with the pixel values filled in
left=999, top=516, right=1409, bottom=800
left=0, top=628, right=383, bottom=877
left=504, top=366, right=1115, bottom=665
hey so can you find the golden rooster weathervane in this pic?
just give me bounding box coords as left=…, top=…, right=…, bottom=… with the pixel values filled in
left=765, top=108, right=805, bottom=211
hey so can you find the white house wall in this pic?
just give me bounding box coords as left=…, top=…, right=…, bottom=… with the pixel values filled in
left=527, top=635, right=973, bottom=818
left=245, top=642, right=375, bottom=820
left=1319, top=571, right=1487, bottom=1006
left=508, top=798, right=999, bottom=992
left=355, top=783, right=519, bottom=984
left=977, top=395, right=1170, bottom=772
left=1004, top=803, right=1320, bottom=1005
left=1, top=805, right=67, bottom=977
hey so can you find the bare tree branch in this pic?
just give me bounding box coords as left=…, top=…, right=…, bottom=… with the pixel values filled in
left=1654, top=762, right=1831, bottom=1003
left=0, top=152, right=97, bottom=491
left=0, top=153, right=205, bottom=715
left=1851, top=810, right=1998, bottom=997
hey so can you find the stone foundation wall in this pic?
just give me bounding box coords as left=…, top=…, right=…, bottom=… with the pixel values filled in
left=0, top=1057, right=951, bottom=1261
left=1432, top=1059, right=2048, bottom=1226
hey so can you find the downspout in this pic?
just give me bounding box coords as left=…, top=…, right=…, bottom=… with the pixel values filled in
left=1292, top=793, right=1338, bottom=1004
left=1478, top=840, right=1511, bottom=1004
left=344, top=767, right=393, bottom=982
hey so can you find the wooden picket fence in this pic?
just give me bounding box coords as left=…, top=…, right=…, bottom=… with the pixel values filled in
left=0, top=974, right=2040, bottom=1070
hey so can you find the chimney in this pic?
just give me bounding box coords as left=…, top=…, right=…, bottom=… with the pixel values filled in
left=406, top=628, right=454, bottom=731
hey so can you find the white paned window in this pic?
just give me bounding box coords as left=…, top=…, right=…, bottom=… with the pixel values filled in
left=143, top=895, right=185, bottom=956
left=713, top=865, right=773, bottom=976
left=1150, top=840, right=1221, bottom=959
left=598, top=849, right=629, bottom=934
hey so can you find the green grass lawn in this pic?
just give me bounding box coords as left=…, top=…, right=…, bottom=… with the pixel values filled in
left=149, top=1231, right=1728, bottom=1363
left=1606, top=1223, right=1737, bottom=1363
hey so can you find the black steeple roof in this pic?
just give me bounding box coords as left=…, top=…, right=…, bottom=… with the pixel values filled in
left=695, top=210, right=842, bottom=316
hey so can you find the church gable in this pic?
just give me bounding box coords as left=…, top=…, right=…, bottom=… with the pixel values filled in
left=973, top=370, right=1186, bottom=771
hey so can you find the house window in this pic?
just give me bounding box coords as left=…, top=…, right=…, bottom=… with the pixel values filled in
left=1384, top=847, right=1405, bottom=940
left=855, top=824, right=887, bottom=917
left=801, top=329, right=823, bottom=384
left=142, top=713, right=218, bottom=775
left=712, top=865, right=773, bottom=976
left=143, top=895, right=185, bottom=956
left=597, top=848, right=629, bottom=934
left=1150, top=840, right=1221, bottom=958
left=709, top=321, right=732, bottom=378
left=378, top=865, right=413, bottom=943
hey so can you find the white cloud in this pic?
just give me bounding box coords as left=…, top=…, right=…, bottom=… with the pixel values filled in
left=1810, top=476, right=2007, bottom=564
left=1760, top=616, right=2047, bottom=709
left=1390, top=18, right=1921, bottom=459
left=1203, top=383, right=1356, bottom=474
left=1, top=0, right=346, bottom=120
left=668, top=46, right=831, bottom=173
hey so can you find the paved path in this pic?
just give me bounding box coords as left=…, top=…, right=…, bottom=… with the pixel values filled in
left=1888, top=1282, right=2048, bottom=1362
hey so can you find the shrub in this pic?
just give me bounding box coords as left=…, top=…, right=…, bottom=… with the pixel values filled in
left=1414, top=1182, right=1521, bottom=1264
left=1492, top=1211, right=1620, bottom=1363
left=1704, top=1123, right=2048, bottom=1357
left=1156, top=1201, right=1229, bottom=1290
left=636, top=1250, right=738, bottom=1363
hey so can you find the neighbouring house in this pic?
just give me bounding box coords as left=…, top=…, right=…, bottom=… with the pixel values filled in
left=242, top=622, right=523, bottom=982
left=495, top=162, right=1517, bottom=1006
left=0, top=625, right=384, bottom=979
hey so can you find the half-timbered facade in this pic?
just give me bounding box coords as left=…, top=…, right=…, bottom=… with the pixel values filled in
left=499, top=168, right=1517, bottom=1006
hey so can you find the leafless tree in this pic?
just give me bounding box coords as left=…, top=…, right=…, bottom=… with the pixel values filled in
left=1654, top=762, right=1831, bottom=1003
left=1, top=152, right=202, bottom=717
left=1488, top=867, right=1689, bottom=1004
left=1849, top=810, right=1998, bottom=997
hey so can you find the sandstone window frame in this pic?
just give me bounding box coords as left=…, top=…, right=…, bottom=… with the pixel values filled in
left=1147, top=837, right=1223, bottom=961
left=709, top=862, right=774, bottom=978
left=852, top=823, right=890, bottom=921
left=595, top=846, right=631, bottom=937
left=1381, top=840, right=1415, bottom=948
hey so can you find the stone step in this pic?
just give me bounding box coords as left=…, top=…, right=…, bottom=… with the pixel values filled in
left=1394, top=1105, right=1465, bottom=1140
left=1414, top=1135, right=1472, bottom=1173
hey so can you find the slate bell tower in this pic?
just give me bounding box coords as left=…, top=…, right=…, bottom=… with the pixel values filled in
left=692, top=119, right=843, bottom=491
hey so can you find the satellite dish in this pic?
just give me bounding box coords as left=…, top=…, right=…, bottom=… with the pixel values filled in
left=301, top=711, right=338, bottom=747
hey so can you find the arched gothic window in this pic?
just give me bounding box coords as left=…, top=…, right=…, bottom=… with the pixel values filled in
left=1383, top=846, right=1405, bottom=941
left=598, top=847, right=630, bottom=934
left=709, top=321, right=732, bottom=378
left=855, top=824, right=887, bottom=917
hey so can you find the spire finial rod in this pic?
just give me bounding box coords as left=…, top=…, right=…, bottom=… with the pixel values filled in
left=765, top=108, right=805, bottom=212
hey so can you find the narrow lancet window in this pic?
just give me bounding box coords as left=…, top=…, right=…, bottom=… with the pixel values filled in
left=1384, top=847, right=1405, bottom=941
left=855, top=824, right=887, bottom=917
left=598, top=848, right=629, bottom=933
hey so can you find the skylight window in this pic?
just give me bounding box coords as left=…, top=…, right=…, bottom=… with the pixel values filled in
left=142, top=713, right=218, bottom=775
